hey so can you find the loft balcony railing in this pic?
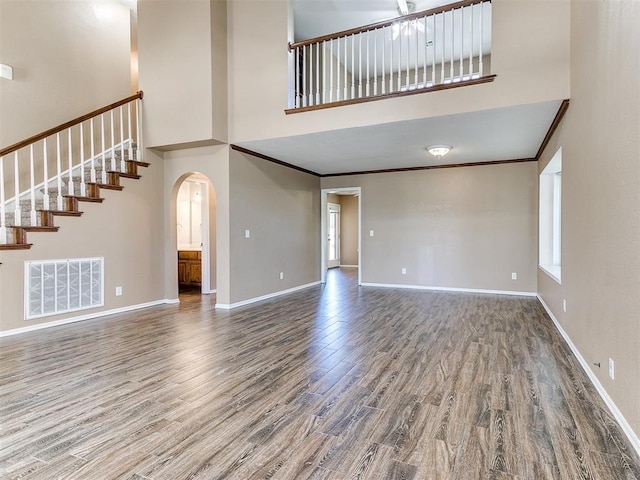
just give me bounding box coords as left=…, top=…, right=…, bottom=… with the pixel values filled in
left=0, top=93, right=143, bottom=244
left=287, top=0, right=493, bottom=113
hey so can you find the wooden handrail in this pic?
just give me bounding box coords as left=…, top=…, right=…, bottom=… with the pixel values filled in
left=0, top=91, right=144, bottom=158
left=288, top=0, right=490, bottom=50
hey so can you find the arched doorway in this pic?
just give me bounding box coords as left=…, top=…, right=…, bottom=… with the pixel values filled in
left=174, top=173, right=217, bottom=296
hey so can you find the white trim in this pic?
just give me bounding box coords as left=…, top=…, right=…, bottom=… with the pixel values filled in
left=203, top=289, right=217, bottom=294
left=361, top=282, right=537, bottom=297
left=215, top=281, right=320, bottom=310
left=0, top=299, right=179, bottom=338
left=339, top=265, right=359, bottom=268
left=539, top=264, right=562, bottom=284
left=537, top=295, right=640, bottom=457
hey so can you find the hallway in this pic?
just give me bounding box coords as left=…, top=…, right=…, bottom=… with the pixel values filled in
left=1, top=269, right=639, bottom=479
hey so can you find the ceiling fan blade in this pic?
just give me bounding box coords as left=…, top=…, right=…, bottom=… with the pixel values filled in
left=396, top=0, right=409, bottom=15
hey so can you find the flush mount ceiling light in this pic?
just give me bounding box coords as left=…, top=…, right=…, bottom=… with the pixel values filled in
left=427, top=145, right=452, bottom=157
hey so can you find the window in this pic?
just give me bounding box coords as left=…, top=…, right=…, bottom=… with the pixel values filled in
left=539, top=148, right=562, bottom=282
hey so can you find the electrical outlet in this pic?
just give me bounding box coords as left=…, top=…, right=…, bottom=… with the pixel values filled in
left=511, top=272, right=517, bottom=280
left=609, top=358, right=615, bottom=380
left=245, top=229, right=250, bottom=238
left=401, top=267, right=407, bottom=275
left=279, top=272, right=284, bottom=280
left=562, top=299, right=567, bottom=312
left=369, top=230, right=374, bottom=237
left=115, top=286, right=123, bottom=296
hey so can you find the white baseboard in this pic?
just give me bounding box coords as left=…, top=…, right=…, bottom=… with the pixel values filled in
left=203, top=289, right=217, bottom=294
left=537, top=295, right=640, bottom=457
left=0, top=299, right=179, bottom=338
left=339, top=265, right=358, bottom=268
left=361, top=282, right=537, bottom=297
left=215, top=281, right=321, bottom=310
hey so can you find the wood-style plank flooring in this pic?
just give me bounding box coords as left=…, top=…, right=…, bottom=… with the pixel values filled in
left=1, top=268, right=639, bottom=479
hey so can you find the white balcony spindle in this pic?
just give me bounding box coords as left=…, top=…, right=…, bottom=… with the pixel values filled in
left=441, top=13, right=445, bottom=84
left=309, top=44, right=314, bottom=106
left=366, top=31, right=370, bottom=97
left=322, top=41, right=327, bottom=104
left=56, top=133, right=63, bottom=210
left=374, top=31, right=378, bottom=96
left=397, top=27, right=402, bottom=91
left=119, top=107, right=125, bottom=172
left=13, top=152, right=20, bottom=227
left=406, top=26, right=410, bottom=88
left=469, top=4, right=474, bottom=77
left=29, top=145, right=36, bottom=225
left=450, top=9, right=454, bottom=81
left=390, top=26, right=394, bottom=92
left=127, top=103, right=133, bottom=160
left=68, top=129, right=74, bottom=196
left=351, top=34, right=356, bottom=98
left=460, top=8, right=464, bottom=80
left=295, top=47, right=300, bottom=108
left=329, top=40, right=333, bottom=103
left=344, top=37, right=348, bottom=100
left=432, top=15, right=436, bottom=86
left=42, top=139, right=49, bottom=211
left=316, top=43, right=320, bottom=105
left=90, top=118, right=96, bottom=183
left=359, top=34, right=363, bottom=98
left=80, top=123, right=86, bottom=196
left=479, top=3, right=484, bottom=76
left=336, top=38, right=341, bottom=101
left=0, top=157, right=6, bottom=243
left=101, top=114, right=106, bottom=184
left=382, top=28, right=386, bottom=94
left=302, top=45, right=308, bottom=107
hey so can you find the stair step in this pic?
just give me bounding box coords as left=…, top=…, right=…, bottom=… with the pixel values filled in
left=63, top=195, right=104, bottom=203
left=110, top=171, right=141, bottom=180
left=0, top=243, right=32, bottom=250
left=42, top=210, right=83, bottom=217
left=132, top=161, right=150, bottom=168
left=16, top=226, right=59, bottom=233
left=93, top=183, right=124, bottom=191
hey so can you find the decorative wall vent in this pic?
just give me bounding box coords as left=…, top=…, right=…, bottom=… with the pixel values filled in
left=25, top=257, right=104, bottom=320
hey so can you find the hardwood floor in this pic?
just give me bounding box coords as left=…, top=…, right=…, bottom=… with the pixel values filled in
left=1, top=268, right=639, bottom=479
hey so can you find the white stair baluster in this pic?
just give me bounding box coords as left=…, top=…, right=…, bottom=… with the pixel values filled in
left=127, top=103, right=133, bottom=160
left=13, top=152, right=20, bottom=227
left=322, top=41, right=327, bottom=104
left=42, top=138, right=49, bottom=211
left=68, top=129, right=74, bottom=196
left=101, top=114, right=107, bottom=184
left=359, top=34, right=363, bottom=97
left=295, top=47, right=300, bottom=108
left=329, top=40, right=333, bottom=103
left=80, top=123, right=86, bottom=196
left=0, top=156, right=6, bottom=243
left=110, top=110, right=116, bottom=173
left=119, top=107, right=125, bottom=172
left=309, top=44, right=314, bottom=106
left=56, top=133, right=63, bottom=210
left=90, top=118, right=96, bottom=183
left=136, top=98, right=143, bottom=160
left=336, top=38, right=340, bottom=101
left=29, top=145, right=36, bottom=225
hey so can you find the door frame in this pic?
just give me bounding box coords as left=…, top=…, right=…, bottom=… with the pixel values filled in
left=327, top=202, right=341, bottom=269
left=320, top=187, right=362, bottom=285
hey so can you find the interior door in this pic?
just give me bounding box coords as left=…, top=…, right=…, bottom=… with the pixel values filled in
left=327, top=203, right=341, bottom=268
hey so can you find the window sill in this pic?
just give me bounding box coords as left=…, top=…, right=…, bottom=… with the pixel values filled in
left=539, top=264, right=562, bottom=284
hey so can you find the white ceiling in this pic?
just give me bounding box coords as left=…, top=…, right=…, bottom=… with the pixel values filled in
left=236, top=100, right=562, bottom=175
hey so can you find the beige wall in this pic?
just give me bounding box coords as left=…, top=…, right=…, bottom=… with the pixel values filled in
left=162, top=145, right=231, bottom=304
left=0, top=154, right=166, bottom=333
left=338, top=195, right=359, bottom=266
left=322, top=162, right=538, bottom=293
left=537, top=1, right=640, bottom=436
left=0, top=0, right=132, bottom=147
left=228, top=150, right=320, bottom=304
left=138, top=0, right=227, bottom=150
left=228, top=0, right=569, bottom=144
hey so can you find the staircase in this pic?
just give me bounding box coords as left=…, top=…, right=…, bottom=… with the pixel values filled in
left=0, top=92, right=145, bottom=250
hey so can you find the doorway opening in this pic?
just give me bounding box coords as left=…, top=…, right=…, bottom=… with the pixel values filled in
left=321, top=187, right=361, bottom=285
left=175, top=173, right=217, bottom=297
